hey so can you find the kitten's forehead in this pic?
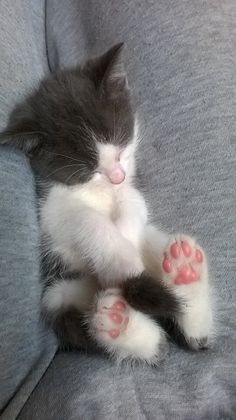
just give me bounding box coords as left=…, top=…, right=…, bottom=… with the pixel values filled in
left=97, top=144, right=119, bottom=167
left=97, top=119, right=138, bottom=168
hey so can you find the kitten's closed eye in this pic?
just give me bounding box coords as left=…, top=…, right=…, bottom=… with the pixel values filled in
left=119, top=149, right=130, bottom=162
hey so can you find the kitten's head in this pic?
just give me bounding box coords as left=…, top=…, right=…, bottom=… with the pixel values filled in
left=0, top=43, right=138, bottom=185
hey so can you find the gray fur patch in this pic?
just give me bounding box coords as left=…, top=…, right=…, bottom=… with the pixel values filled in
left=0, top=43, right=135, bottom=185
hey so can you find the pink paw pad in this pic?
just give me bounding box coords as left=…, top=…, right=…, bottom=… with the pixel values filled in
left=109, top=329, right=120, bottom=338
left=162, top=257, right=172, bottom=273
left=195, top=249, right=203, bottom=263
left=112, top=300, right=127, bottom=311
left=181, top=241, right=192, bottom=257
left=109, top=312, right=123, bottom=324
left=162, top=239, right=204, bottom=286
left=170, top=243, right=180, bottom=259
left=175, top=265, right=199, bottom=285
left=98, top=299, right=129, bottom=340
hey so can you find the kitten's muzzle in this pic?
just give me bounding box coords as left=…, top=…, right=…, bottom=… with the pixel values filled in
left=104, top=164, right=126, bottom=184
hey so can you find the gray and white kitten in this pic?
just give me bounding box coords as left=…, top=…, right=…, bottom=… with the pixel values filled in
left=1, top=44, right=212, bottom=364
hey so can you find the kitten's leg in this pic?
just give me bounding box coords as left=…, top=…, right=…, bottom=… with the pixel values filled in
left=88, top=288, right=167, bottom=364
left=42, top=277, right=167, bottom=363
left=142, top=226, right=213, bottom=349
left=41, top=276, right=98, bottom=350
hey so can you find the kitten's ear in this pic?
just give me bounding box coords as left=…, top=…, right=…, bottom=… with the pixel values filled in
left=0, top=103, right=41, bottom=154
left=86, top=43, right=128, bottom=98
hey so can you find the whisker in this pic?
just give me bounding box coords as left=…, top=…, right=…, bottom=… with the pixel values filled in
left=113, top=110, right=116, bottom=144
left=65, top=167, right=83, bottom=183
left=41, top=149, right=83, bottom=164
left=0, top=130, right=45, bottom=138
left=46, top=164, right=80, bottom=178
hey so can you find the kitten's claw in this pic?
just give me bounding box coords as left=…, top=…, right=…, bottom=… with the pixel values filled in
left=188, top=336, right=209, bottom=351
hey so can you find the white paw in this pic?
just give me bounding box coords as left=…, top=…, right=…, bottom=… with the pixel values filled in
left=89, top=289, right=167, bottom=364
left=162, top=235, right=212, bottom=349
left=162, top=235, right=207, bottom=287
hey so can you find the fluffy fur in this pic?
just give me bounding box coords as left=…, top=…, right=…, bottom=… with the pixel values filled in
left=0, top=44, right=213, bottom=364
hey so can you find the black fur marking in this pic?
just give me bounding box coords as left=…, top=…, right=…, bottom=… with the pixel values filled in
left=124, top=276, right=208, bottom=352
left=40, top=237, right=97, bottom=351
left=122, top=274, right=208, bottom=351
left=122, top=273, right=182, bottom=318
left=42, top=305, right=96, bottom=352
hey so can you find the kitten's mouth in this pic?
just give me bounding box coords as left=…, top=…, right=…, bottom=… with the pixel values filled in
left=104, top=164, right=126, bottom=185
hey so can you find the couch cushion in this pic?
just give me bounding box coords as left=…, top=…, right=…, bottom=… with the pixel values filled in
left=17, top=0, right=236, bottom=418
left=0, top=1, right=57, bottom=418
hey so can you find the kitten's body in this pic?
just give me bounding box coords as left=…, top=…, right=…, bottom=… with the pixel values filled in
left=1, top=44, right=213, bottom=363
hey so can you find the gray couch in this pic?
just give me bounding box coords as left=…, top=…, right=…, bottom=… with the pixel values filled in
left=0, top=1, right=235, bottom=419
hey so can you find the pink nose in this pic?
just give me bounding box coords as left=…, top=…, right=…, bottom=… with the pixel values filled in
left=107, top=165, right=126, bottom=184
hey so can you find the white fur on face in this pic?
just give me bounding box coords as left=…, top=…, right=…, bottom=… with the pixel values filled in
left=95, top=118, right=139, bottom=184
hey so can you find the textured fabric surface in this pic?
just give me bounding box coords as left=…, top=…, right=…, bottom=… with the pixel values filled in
left=1, top=0, right=236, bottom=419
left=0, top=1, right=57, bottom=418
left=18, top=349, right=235, bottom=420
left=19, top=0, right=236, bottom=419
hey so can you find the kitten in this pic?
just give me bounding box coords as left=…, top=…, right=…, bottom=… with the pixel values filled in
left=0, top=43, right=212, bottom=364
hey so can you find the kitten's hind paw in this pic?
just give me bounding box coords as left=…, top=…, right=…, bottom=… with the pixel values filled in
left=88, top=288, right=167, bottom=364
left=92, top=290, right=129, bottom=340
left=161, top=235, right=213, bottom=350
left=162, top=235, right=206, bottom=286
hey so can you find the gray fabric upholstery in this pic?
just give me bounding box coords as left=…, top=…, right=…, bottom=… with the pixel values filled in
left=0, top=1, right=57, bottom=418
left=1, top=0, right=236, bottom=419
left=17, top=348, right=236, bottom=420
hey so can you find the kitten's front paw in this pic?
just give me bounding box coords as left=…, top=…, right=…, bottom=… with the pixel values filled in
left=89, top=288, right=167, bottom=364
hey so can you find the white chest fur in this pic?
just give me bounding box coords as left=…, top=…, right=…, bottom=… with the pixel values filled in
left=41, top=180, right=148, bottom=272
